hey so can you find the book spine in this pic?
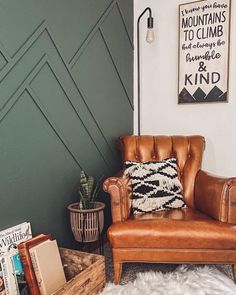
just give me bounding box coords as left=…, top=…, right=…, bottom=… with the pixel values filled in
left=30, top=250, right=45, bottom=295
left=17, top=234, right=51, bottom=295
left=18, top=247, right=40, bottom=295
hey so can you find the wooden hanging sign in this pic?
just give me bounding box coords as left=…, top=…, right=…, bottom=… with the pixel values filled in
left=178, top=0, right=231, bottom=103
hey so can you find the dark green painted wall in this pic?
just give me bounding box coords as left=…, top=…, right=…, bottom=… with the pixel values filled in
left=0, top=0, right=133, bottom=247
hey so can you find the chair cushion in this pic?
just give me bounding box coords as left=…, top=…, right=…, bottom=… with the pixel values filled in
left=124, top=158, right=186, bottom=214
left=108, top=208, right=236, bottom=250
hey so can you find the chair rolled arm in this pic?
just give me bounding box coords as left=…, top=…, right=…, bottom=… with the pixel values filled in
left=195, top=170, right=236, bottom=224
left=103, top=170, right=132, bottom=223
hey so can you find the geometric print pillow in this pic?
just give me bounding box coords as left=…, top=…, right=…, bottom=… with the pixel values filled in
left=124, top=158, right=186, bottom=214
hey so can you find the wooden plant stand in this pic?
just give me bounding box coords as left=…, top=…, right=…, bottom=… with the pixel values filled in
left=68, top=201, right=105, bottom=254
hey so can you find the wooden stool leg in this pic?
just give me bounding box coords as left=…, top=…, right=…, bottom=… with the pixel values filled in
left=232, top=264, right=236, bottom=283
left=113, top=261, right=122, bottom=284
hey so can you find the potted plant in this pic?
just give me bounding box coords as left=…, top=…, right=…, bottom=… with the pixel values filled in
left=68, top=171, right=105, bottom=243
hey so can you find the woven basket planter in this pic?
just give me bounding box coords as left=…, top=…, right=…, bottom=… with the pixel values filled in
left=68, top=201, right=105, bottom=243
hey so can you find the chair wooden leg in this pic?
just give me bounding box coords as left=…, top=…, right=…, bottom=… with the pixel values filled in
left=232, top=264, right=236, bottom=283
left=113, top=261, right=122, bottom=284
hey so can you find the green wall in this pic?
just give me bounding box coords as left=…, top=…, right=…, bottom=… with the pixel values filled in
left=0, top=0, right=133, bottom=247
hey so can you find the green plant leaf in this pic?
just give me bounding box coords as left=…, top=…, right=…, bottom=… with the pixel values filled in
left=91, top=175, right=105, bottom=201
left=80, top=170, right=89, bottom=198
left=87, top=176, right=94, bottom=199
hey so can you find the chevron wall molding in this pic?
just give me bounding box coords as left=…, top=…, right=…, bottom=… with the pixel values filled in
left=0, top=0, right=133, bottom=246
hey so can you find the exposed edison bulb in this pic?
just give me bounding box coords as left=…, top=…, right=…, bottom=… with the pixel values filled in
left=146, top=28, right=155, bottom=43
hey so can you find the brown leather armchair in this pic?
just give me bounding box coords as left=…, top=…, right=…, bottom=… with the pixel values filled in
left=103, top=135, right=236, bottom=284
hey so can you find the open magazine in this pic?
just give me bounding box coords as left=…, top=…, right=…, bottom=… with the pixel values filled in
left=0, top=222, right=32, bottom=257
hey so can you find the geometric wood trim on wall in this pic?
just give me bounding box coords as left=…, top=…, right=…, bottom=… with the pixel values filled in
left=0, top=0, right=133, bottom=246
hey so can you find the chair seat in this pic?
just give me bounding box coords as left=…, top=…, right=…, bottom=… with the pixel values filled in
left=108, top=208, right=236, bottom=250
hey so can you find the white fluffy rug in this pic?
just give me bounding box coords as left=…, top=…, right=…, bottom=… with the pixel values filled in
left=99, top=265, right=236, bottom=295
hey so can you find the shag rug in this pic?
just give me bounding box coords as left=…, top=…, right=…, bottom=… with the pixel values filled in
left=99, top=265, right=236, bottom=295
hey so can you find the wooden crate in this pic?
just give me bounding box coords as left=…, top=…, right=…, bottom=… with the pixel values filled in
left=52, top=248, right=105, bottom=295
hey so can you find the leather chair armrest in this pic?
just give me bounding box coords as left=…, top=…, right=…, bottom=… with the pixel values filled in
left=195, top=170, right=236, bottom=224
left=103, top=170, right=132, bottom=223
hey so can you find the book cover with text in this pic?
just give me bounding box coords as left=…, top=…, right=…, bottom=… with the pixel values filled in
left=0, top=223, right=32, bottom=257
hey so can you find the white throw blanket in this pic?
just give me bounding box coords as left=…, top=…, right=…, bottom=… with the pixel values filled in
left=98, top=265, right=236, bottom=295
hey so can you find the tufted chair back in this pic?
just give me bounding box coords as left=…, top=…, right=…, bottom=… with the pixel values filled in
left=118, top=135, right=205, bottom=208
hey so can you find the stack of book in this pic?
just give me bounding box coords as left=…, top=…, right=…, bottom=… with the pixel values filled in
left=0, top=223, right=66, bottom=295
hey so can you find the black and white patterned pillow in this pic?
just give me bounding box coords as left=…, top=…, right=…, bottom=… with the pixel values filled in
left=124, top=158, right=186, bottom=214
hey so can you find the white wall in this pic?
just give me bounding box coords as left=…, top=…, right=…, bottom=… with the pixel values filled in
left=134, top=0, right=236, bottom=176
